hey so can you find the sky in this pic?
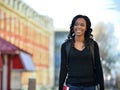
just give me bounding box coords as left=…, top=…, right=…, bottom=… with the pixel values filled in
left=22, top=0, right=120, bottom=29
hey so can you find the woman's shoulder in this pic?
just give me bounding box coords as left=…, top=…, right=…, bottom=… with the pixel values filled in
left=61, top=40, right=67, bottom=48
left=62, top=39, right=72, bottom=45
left=93, top=39, right=99, bottom=48
left=61, top=39, right=73, bottom=49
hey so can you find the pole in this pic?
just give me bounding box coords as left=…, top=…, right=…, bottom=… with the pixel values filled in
left=2, top=55, right=8, bottom=90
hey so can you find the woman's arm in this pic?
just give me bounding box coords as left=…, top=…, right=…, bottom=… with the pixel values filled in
left=94, top=41, right=104, bottom=90
left=59, top=43, right=68, bottom=90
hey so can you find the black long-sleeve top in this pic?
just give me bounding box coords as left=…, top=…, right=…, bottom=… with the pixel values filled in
left=58, top=40, right=104, bottom=90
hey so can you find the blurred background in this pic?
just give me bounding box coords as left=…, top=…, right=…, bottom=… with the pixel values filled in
left=0, top=0, right=120, bottom=90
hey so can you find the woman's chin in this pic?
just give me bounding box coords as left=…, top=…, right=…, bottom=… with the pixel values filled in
left=75, top=34, right=83, bottom=36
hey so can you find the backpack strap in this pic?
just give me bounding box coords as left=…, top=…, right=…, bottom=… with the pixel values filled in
left=90, top=41, right=96, bottom=69
left=65, top=40, right=72, bottom=66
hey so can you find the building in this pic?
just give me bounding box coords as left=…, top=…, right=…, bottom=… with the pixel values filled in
left=0, top=0, right=54, bottom=89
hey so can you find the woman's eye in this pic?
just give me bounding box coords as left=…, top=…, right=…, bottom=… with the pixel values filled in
left=80, top=24, right=85, bottom=26
left=74, top=23, right=85, bottom=27
left=74, top=23, right=79, bottom=26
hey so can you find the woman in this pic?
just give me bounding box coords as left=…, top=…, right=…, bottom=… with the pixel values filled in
left=59, top=15, right=104, bottom=90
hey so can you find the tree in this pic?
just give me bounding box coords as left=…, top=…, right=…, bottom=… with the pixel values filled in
left=93, top=22, right=118, bottom=79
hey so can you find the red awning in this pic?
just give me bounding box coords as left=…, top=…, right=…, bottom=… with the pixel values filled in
left=0, top=38, right=20, bottom=54
left=12, top=52, right=35, bottom=71
left=0, top=37, right=35, bottom=71
left=12, top=54, right=24, bottom=70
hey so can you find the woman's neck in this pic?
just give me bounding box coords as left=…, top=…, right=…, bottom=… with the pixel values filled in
left=75, top=35, right=84, bottom=42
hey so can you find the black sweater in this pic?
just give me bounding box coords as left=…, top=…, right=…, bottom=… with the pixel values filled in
left=59, top=40, right=104, bottom=90
left=66, top=46, right=95, bottom=85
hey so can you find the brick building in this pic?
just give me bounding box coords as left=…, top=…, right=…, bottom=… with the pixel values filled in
left=0, top=0, right=54, bottom=89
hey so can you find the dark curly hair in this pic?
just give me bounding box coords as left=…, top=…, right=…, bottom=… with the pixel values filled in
left=67, top=14, right=93, bottom=47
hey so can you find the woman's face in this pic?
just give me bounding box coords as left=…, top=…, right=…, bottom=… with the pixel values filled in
left=73, top=18, right=86, bottom=36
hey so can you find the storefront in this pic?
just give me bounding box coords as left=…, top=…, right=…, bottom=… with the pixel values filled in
left=0, top=37, right=35, bottom=90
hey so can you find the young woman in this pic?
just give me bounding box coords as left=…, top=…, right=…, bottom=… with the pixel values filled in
left=59, top=15, right=104, bottom=90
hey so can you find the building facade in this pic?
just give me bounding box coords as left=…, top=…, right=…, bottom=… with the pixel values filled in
left=0, top=0, right=54, bottom=89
